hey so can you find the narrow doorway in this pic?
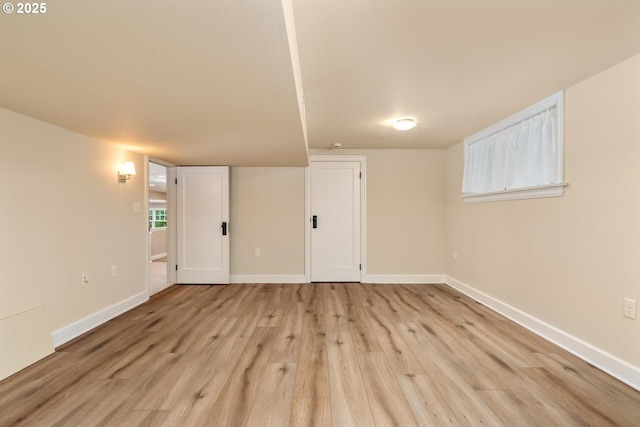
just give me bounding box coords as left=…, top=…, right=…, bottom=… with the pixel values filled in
left=148, top=161, right=170, bottom=295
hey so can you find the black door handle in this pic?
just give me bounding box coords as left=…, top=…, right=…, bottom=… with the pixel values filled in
left=312, top=215, right=317, bottom=229
left=222, top=221, right=227, bottom=235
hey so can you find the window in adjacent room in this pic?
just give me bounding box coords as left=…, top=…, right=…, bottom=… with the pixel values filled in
left=462, top=91, right=566, bottom=203
left=149, top=208, right=167, bottom=229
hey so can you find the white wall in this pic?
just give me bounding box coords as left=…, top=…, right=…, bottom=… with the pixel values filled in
left=230, top=167, right=306, bottom=278
left=150, top=229, right=167, bottom=259
left=149, top=190, right=166, bottom=201
left=445, top=53, right=640, bottom=377
left=0, top=108, right=147, bottom=379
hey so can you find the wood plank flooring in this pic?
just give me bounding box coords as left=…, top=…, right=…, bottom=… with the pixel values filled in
left=1, top=283, right=639, bottom=427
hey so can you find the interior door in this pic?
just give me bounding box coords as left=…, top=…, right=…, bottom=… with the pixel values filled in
left=310, top=161, right=361, bottom=282
left=176, top=166, right=229, bottom=284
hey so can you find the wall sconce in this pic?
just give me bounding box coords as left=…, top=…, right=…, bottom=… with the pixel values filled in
left=118, top=161, right=136, bottom=183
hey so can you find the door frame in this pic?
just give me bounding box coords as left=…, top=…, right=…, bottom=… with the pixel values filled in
left=147, top=157, right=177, bottom=295
left=305, top=155, right=367, bottom=283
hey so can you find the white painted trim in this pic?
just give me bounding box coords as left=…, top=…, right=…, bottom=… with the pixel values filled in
left=304, top=157, right=315, bottom=284
left=465, top=91, right=563, bottom=144
left=463, top=183, right=567, bottom=203
left=360, top=159, right=368, bottom=282
left=167, top=166, right=178, bottom=285
left=445, top=275, right=640, bottom=392
left=306, top=155, right=367, bottom=283
left=150, top=252, right=167, bottom=261
left=148, top=157, right=176, bottom=168
left=230, top=275, right=307, bottom=284
left=364, top=274, right=446, bottom=284
left=143, top=157, right=150, bottom=298
left=51, top=291, right=149, bottom=348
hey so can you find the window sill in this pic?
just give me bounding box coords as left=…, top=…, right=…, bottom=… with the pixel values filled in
left=462, top=183, right=568, bottom=204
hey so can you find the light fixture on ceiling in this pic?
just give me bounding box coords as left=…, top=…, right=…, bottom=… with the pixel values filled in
left=118, top=161, right=136, bottom=183
left=332, top=142, right=342, bottom=149
left=393, top=118, right=417, bottom=131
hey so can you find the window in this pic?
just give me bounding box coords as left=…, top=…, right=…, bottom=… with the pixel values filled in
left=149, top=208, right=167, bottom=229
left=462, top=91, right=565, bottom=203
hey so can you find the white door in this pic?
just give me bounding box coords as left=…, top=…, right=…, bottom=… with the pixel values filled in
left=176, top=166, right=229, bottom=284
left=310, top=161, right=361, bottom=282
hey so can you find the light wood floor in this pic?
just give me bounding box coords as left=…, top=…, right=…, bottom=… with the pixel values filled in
left=149, top=261, right=170, bottom=296
left=1, top=283, right=639, bottom=427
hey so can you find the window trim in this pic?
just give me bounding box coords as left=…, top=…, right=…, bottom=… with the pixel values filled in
left=462, top=91, right=565, bottom=203
left=149, top=207, right=167, bottom=230
left=462, top=182, right=568, bottom=204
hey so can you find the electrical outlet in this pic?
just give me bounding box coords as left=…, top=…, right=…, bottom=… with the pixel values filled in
left=82, top=272, right=89, bottom=286
left=111, top=265, right=117, bottom=277
left=453, top=250, right=458, bottom=260
left=255, top=248, right=261, bottom=257
left=624, top=298, right=636, bottom=319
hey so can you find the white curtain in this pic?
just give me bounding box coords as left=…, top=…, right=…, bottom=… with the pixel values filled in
left=462, top=107, right=558, bottom=195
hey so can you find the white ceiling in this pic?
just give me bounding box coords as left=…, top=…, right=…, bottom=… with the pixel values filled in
left=2, top=1, right=640, bottom=165
left=294, top=0, right=640, bottom=149
left=148, top=162, right=167, bottom=194
left=0, top=0, right=307, bottom=166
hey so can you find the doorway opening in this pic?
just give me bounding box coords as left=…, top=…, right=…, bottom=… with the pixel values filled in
left=148, top=161, right=170, bottom=295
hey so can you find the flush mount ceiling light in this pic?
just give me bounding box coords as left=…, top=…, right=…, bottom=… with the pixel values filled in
left=393, top=118, right=417, bottom=131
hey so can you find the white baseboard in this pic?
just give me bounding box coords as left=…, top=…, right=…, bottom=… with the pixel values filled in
left=150, top=252, right=167, bottom=261
left=230, top=274, right=446, bottom=284
left=445, top=275, right=640, bottom=392
left=51, top=291, right=149, bottom=348
left=364, top=274, right=446, bottom=284
left=230, top=274, right=307, bottom=284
